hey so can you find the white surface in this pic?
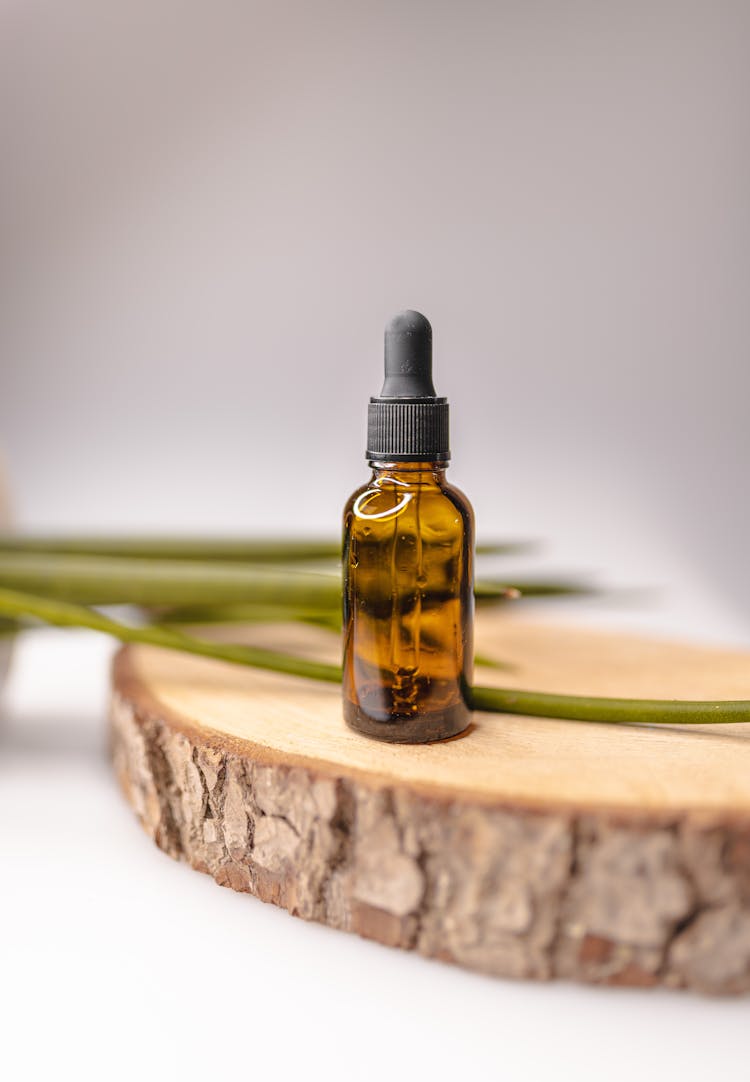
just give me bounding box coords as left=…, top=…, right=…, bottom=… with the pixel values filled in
left=2, top=627, right=750, bottom=1082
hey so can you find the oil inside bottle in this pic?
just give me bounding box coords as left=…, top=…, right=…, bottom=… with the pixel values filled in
left=343, top=462, right=474, bottom=742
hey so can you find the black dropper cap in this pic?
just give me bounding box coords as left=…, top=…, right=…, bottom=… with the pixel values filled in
left=367, top=310, right=450, bottom=462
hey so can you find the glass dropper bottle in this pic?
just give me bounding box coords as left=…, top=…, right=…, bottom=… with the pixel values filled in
left=342, top=310, right=474, bottom=743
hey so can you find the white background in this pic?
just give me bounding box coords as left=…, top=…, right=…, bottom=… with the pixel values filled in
left=2, top=2, right=750, bottom=1078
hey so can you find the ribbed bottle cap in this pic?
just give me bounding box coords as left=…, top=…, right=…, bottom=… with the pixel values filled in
left=366, top=311, right=450, bottom=462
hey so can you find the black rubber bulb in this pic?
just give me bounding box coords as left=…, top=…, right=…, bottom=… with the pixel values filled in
left=380, top=310, right=436, bottom=398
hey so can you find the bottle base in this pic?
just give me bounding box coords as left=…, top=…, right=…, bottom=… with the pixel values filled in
left=343, top=697, right=472, bottom=744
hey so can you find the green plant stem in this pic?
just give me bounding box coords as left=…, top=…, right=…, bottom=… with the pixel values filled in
left=467, top=684, right=750, bottom=725
left=0, top=535, right=528, bottom=560
left=1, top=588, right=748, bottom=727
left=483, top=580, right=593, bottom=598
left=0, top=538, right=340, bottom=562
left=0, top=589, right=340, bottom=684
left=473, top=652, right=516, bottom=672
left=152, top=603, right=335, bottom=626
left=0, top=553, right=342, bottom=608
left=0, top=551, right=584, bottom=609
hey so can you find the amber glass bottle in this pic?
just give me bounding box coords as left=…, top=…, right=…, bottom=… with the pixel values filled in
left=342, top=311, right=474, bottom=743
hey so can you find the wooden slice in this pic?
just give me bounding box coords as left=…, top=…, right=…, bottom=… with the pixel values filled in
left=110, top=612, right=750, bottom=994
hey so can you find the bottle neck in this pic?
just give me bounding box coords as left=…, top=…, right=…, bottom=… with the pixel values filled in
left=368, top=460, right=447, bottom=483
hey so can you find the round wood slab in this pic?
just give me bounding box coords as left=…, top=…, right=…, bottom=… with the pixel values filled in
left=110, top=613, right=750, bottom=994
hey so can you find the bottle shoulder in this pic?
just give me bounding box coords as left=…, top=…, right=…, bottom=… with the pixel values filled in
left=438, top=478, right=475, bottom=523
left=343, top=471, right=474, bottom=541
left=342, top=479, right=373, bottom=519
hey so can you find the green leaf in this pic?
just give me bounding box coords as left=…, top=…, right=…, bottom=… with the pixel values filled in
left=1, top=587, right=748, bottom=728
left=0, top=534, right=531, bottom=561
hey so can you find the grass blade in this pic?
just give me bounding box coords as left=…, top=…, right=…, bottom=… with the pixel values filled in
left=0, top=534, right=531, bottom=560
left=1, top=587, right=748, bottom=727
left=0, top=552, right=341, bottom=608
left=0, top=551, right=590, bottom=610
left=0, top=588, right=340, bottom=684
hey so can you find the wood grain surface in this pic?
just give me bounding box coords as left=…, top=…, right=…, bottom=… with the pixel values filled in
left=110, top=612, right=750, bottom=993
